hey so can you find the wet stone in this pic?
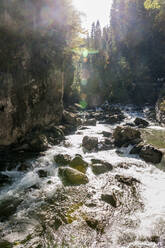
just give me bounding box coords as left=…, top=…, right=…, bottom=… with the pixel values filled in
left=91, top=163, right=113, bottom=175
left=0, top=173, right=11, bottom=186
left=82, top=136, right=98, bottom=151
left=0, top=197, right=22, bottom=221
left=139, top=145, right=162, bottom=164
left=54, top=154, right=72, bottom=166
left=102, top=131, right=112, bottom=137
left=18, top=162, right=32, bottom=171
left=69, top=155, right=88, bottom=173
left=84, top=118, right=96, bottom=126
left=134, top=117, right=149, bottom=128
left=37, top=169, right=48, bottom=178
left=58, top=167, right=89, bottom=186
left=113, top=126, right=142, bottom=147
left=101, top=194, right=117, bottom=208
left=115, top=174, right=140, bottom=186
left=28, top=134, right=49, bottom=152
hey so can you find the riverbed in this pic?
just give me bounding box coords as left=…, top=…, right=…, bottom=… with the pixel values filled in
left=0, top=106, right=165, bottom=248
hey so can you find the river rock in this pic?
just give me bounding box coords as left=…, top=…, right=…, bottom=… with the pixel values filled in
left=85, top=217, right=99, bottom=230
left=84, top=214, right=105, bottom=233
left=113, top=126, right=142, bottom=147
left=101, top=194, right=117, bottom=208
left=84, top=118, right=96, bottom=126
left=28, top=134, right=49, bottom=152
left=91, top=162, right=113, bottom=175
left=130, top=142, right=144, bottom=154
left=0, top=196, right=22, bottom=221
left=17, top=162, right=33, bottom=171
left=69, top=155, right=88, bottom=173
left=99, top=138, right=114, bottom=151
left=106, top=113, right=125, bottom=124
left=37, top=169, right=48, bottom=178
left=139, top=145, right=162, bottom=163
left=115, top=174, right=140, bottom=186
left=54, top=154, right=72, bottom=166
left=134, top=117, right=149, bottom=128
left=82, top=136, right=98, bottom=151
left=58, top=167, right=89, bottom=186
left=0, top=173, right=11, bottom=185
left=102, top=131, right=112, bottom=137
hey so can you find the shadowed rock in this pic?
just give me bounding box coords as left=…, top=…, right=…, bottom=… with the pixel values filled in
left=82, top=136, right=98, bottom=151
left=54, top=154, right=72, bottom=166
left=139, top=145, right=162, bottom=163
left=134, top=117, right=149, bottom=128
left=113, top=126, right=142, bottom=147
left=101, top=194, right=117, bottom=208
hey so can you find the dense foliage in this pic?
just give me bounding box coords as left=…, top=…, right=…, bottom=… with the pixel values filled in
left=0, top=0, right=82, bottom=101
left=80, top=0, right=165, bottom=106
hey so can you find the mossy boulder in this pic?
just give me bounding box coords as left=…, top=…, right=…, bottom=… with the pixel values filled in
left=58, top=167, right=89, bottom=186
left=69, top=155, right=88, bottom=173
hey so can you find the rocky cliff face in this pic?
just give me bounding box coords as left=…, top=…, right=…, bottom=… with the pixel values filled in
left=156, top=97, right=165, bottom=125
left=0, top=70, right=63, bottom=146
left=0, top=0, right=77, bottom=147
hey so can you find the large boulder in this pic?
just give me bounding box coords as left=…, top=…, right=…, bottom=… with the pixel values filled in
left=69, top=155, right=88, bottom=173
left=134, top=117, right=149, bottom=128
left=58, top=167, right=89, bottom=186
left=84, top=118, right=96, bottom=126
left=82, top=136, right=98, bottom=151
left=113, top=126, right=142, bottom=147
left=139, top=145, right=162, bottom=163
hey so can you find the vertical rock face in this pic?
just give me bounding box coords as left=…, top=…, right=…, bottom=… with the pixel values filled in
left=0, top=0, right=76, bottom=146
left=0, top=71, right=63, bottom=146
left=156, top=97, right=165, bottom=125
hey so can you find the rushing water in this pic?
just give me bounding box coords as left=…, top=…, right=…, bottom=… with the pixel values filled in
left=0, top=106, right=165, bottom=248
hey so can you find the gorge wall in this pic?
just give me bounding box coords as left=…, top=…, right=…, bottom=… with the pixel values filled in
left=0, top=0, right=79, bottom=147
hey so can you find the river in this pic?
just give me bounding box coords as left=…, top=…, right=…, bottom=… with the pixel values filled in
left=0, top=106, right=165, bottom=248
